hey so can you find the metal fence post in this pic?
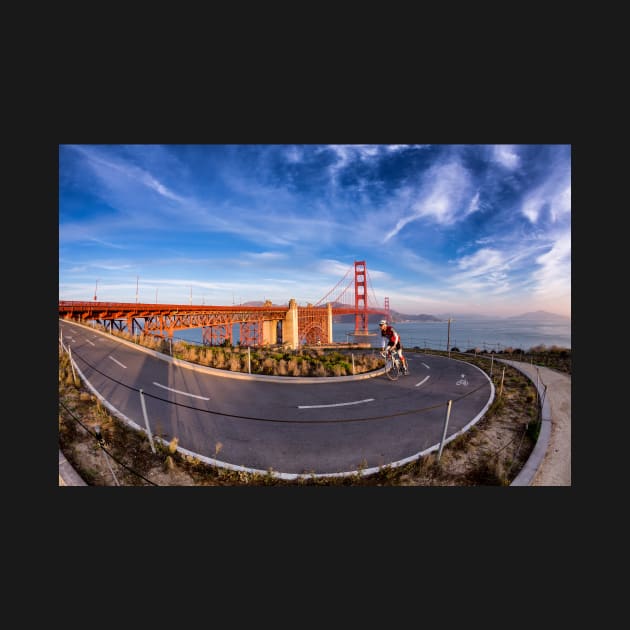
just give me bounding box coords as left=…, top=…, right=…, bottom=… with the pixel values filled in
left=437, top=400, right=453, bottom=462
left=139, top=389, right=157, bottom=454
left=248, top=347, right=251, bottom=374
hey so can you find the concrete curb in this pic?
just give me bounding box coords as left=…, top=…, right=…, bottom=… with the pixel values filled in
left=60, top=318, right=385, bottom=383
left=59, top=321, right=553, bottom=485
left=58, top=449, right=87, bottom=486
left=498, top=360, right=553, bottom=486
left=58, top=319, right=385, bottom=485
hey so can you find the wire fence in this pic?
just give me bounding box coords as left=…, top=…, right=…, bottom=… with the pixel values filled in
left=59, top=320, right=553, bottom=485
left=59, top=336, right=499, bottom=484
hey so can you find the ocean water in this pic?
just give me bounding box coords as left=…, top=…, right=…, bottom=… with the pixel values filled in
left=168, top=317, right=571, bottom=352
left=334, top=318, right=571, bottom=352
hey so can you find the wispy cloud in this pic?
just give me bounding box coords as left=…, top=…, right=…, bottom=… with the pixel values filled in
left=70, top=145, right=186, bottom=203
left=59, top=144, right=571, bottom=316
left=384, top=161, right=475, bottom=240
left=531, top=231, right=571, bottom=299
left=492, top=144, right=520, bottom=170
left=521, top=162, right=571, bottom=225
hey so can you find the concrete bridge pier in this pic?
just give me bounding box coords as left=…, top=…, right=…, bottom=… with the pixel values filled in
left=283, top=298, right=299, bottom=350
left=327, top=302, right=333, bottom=343
left=262, top=319, right=278, bottom=346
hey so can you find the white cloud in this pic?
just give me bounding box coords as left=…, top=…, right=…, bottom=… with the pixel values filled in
left=492, top=145, right=520, bottom=169
left=521, top=166, right=571, bottom=225
left=466, top=191, right=480, bottom=216
left=72, top=145, right=186, bottom=203
left=532, top=231, right=571, bottom=299
left=384, top=161, right=474, bottom=241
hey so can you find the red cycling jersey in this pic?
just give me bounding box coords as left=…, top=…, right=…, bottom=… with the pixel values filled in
left=381, top=325, right=400, bottom=347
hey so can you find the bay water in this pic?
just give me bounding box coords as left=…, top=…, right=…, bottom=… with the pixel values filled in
left=170, top=316, right=571, bottom=352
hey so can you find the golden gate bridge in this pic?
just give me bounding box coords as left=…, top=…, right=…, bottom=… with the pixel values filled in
left=58, top=260, right=390, bottom=349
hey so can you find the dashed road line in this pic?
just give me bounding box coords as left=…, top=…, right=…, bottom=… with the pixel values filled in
left=153, top=381, right=210, bottom=400
left=298, top=398, right=374, bottom=409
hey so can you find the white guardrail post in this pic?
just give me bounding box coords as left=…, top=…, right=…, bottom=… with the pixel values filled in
left=437, top=400, right=453, bottom=462
left=139, top=389, right=157, bottom=454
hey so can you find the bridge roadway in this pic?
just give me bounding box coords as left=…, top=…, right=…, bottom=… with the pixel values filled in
left=60, top=319, right=495, bottom=478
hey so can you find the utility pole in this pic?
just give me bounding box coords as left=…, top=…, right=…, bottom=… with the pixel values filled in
left=190, top=286, right=192, bottom=305
left=155, top=288, right=158, bottom=304
left=447, top=317, right=455, bottom=357
left=136, top=276, right=139, bottom=303
left=94, top=280, right=98, bottom=301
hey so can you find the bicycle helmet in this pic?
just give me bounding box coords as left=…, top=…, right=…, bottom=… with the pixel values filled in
left=379, top=319, right=387, bottom=325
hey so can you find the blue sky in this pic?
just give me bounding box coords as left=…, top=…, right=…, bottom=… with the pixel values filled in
left=59, top=144, right=571, bottom=318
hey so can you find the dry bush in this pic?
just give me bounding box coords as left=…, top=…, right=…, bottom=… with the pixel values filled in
left=314, top=364, right=327, bottom=377
left=183, top=346, right=199, bottom=362
left=173, top=341, right=187, bottom=356
left=213, top=350, right=226, bottom=369
left=261, top=357, right=275, bottom=375
left=197, top=349, right=211, bottom=366
left=142, top=335, right=162, bottom=351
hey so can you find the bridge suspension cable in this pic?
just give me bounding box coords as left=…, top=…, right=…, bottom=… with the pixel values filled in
left=366, top=267, right=382, bottom=311
left=315, top=262, right=385, bottom=312
left=313, top=266, right=354, bottom=306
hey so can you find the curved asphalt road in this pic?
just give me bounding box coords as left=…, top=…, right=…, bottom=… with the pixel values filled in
left=60, top=320, right=494, bottom=478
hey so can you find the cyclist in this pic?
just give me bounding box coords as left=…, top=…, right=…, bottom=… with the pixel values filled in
left=379, top=319, right=408, bottom=374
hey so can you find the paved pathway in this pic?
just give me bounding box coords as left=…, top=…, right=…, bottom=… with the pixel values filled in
left=59, top=357, right=571, bottom=486
left=500, top=361, right=571, bottom=486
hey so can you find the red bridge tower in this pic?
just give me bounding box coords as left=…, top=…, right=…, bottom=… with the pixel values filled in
left=353, top=260, right=369, bottom=335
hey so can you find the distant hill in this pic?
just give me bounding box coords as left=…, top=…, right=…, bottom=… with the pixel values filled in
left=389, top=310, right=442, bottom=323
left=435, top=312, right=494, bottom=320
left=242, top=302, right=568, bottom=323
left=242, top=300, right=442, bottom=323
left=333, top=307, right=441, bottom=324
left=506, top=310, right=570, bottom=321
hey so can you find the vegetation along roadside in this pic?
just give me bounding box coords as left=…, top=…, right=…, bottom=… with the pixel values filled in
left=58, top=321, right=570, bottom=486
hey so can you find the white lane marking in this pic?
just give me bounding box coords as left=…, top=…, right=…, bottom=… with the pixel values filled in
left=109, top=356, right=127, bottom=368
left=422, top=363, right=430, bottom=369
left=153, top=381, right=210, bottom=400
left=415, top=376, right=430, bottom=387
left=86, top=339, right=95, bottom=346
left=298, top=398, right=374, bottom=409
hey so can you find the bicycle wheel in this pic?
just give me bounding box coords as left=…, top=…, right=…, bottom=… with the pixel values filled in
left=385, top=357, right=400, bottom=380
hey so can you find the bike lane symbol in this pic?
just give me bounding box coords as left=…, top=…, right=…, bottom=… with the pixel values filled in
left=456, top=373, right=468, bottom=386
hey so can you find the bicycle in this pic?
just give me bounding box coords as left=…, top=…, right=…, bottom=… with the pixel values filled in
left=380, top=347, right=404, bottom=381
